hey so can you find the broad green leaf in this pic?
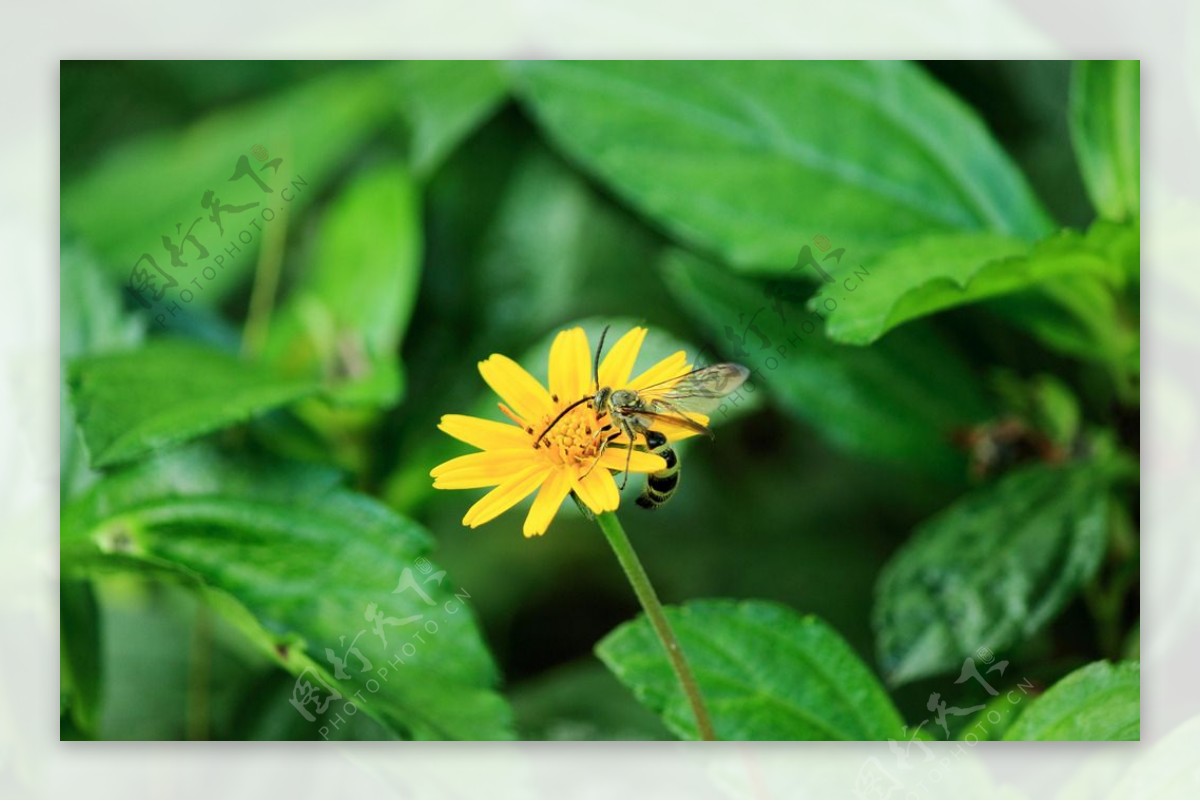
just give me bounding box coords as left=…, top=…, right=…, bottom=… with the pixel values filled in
left=60, top=445, right=513, bottom=740
left=61, top=65, right=395, bottom=304
left=262, top=161, right=421, bottom=406
left=1070, top=61, right=1139, bottom=221
left=1005, top=661, right=1139, bottom=741
left=597, top=599, right=904, bottom=740
left=817, top=223, right=1128, bottom=346
left=392, top=60, right=508, bottom=177
left=61, top=242, right=145, bottom=494
left=874, top=463, right=1112, bottom=685
left=663, top=250, right=991, bottom=475
left=68, top=340, right=322, bottom=467
left=513, top=60, right=1051, bottom=272
left=985, top=219, right=1138, bottom=395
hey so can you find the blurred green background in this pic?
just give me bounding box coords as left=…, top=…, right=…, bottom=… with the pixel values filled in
left=60, top=60, right=1138, bottom=741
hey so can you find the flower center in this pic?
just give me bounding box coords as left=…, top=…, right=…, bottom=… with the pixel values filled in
left=532, top=402, right=611, bottom=467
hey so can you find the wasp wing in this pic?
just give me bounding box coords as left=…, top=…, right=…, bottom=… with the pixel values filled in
left=637, top=363, right=749, bottom=414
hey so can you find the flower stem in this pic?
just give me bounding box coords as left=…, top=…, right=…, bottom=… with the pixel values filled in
left=595, top=511, right=717, bottom=741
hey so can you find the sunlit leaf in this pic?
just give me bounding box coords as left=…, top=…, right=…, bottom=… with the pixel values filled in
left=818, top=222, right=1128, bottom=346
left=68, top=340, right=322, bottom=467
left=514, top=60, right=1051, bottom=271
left=598, top=599, right=904, bottom=740
left=1070, top=60, right=1139, bottom=221
left=1005, top=660, right=1139, bottom=740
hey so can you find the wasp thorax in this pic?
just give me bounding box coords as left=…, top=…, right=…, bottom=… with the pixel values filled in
left=534, top=403, right=610, bottom=466
left=610, top=389, right=639, bottom=408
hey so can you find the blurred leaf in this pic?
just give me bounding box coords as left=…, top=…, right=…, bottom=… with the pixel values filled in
left=1004, top=660, right=1139, bottom=740
left=513, top=60, right=1050, bottom=271
left=68, top=340, right=322, bottom=468
left=818, top=224, right=1126, bottom=346
left=61, top=242, right=145, bottom=495
left=393, top=61, right=508, bottom=177
left=874, top=463, right=1112, bottom=685
left=61, top=445, right=513, bottom=740
left=1070, top=61, right=1139, bottom=221
left=263, top=161, right=421, bottom=406
left=597, top=599, right=904, bottom=740
left=472, top=147, right=664, bottom=344
left=511, top=659, right=672, bottom=740
left=62, top=65, right=395, bottom=304
left=60, top=581, right=103, bottom=737
left=663, top=250, right=990, bottom=475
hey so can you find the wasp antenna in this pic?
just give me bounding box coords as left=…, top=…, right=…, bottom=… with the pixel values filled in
left=535, top=396, right=590, bottom=443
left=593, top=324, right=610, bottom=391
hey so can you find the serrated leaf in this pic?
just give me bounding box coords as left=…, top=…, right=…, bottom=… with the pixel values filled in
left=60, top=445, right=513, bottom=740
left=874, top=463, right=1111, bottom=685
left=513, top=60, right=1050, bottom=271
left=598, top=599, right=904, bottom=740
left=261, top=161, right=421, bottom=406
left=68, top=339, right=322, bottom=467
left=61, top=65, right=395, bottom=304
left=1070, top=61, right=1139, bottom=221
left=392, top=60, right=508, bottom=177
left=662, top=250, right=991, bottom=475
left=1005, top=661, right=1139, bottom=741
left=818, top=223, right=1128, bottom=346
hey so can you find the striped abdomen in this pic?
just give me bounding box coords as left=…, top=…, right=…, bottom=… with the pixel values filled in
left=637, top=430, right=679, bottom=509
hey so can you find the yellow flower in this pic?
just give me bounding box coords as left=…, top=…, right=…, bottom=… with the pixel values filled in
left=431, top=326, right=708, bottom=537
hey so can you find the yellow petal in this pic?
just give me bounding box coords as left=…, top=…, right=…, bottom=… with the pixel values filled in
left=597, top=327, right=647, bottom=389
left=572, top=467, right=620, bottom=515
left=548, top=327, right=592, bottom=401
left=478, top=354, right=552, bottom=424
left=523, top=468, right=572, bottom=537
left=629, top=350, right=690, bottom=392
left=437, top=414, right=529, bottom=451
left=596, top=447, right=667, bottom=474
left=432, top=449, right=537, bottom=489
left=462, top=463, right=552, bottom=528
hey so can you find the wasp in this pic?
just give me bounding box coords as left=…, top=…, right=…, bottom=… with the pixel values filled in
left=537, top=327, right=749, bottom=508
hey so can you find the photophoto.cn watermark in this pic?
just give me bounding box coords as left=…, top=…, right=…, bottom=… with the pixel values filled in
left=855, top=647, right=1039, bottom=799
left=123, top=143, right=307, bottom=329
left=691, top=233, right=873, bottom=420
left=287, top=556, right=474, bottom=740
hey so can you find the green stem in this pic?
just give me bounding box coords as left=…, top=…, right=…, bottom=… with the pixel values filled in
left=595, top=511, right=717, bottom=741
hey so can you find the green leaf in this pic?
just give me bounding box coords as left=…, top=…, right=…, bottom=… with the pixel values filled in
left=983, top=219, right=1138, bottom=374
left=392, top=61, right=508, bottom=178
left=874, top=463, right=1112, bottom=685
left=597, top=599, right=904, bottom=740
left=818, top=224, right=1127, bottom=346
left=1004, top=661, right=1139, bottom=740
left=663, top=250, right=991, bottom=475
left=513, top=60, right=1051, bottom=271
left=61, top=242, right=145, bottom=495
left=262, top=161, right=421, bottom=406
left=61, top=65, right=395, bottom=304
left=59, top=580, right=103, bottom=737
left=1070, top=61, right=1139, bottom=221
left=68, top=340, right=322, bottom=468
left=60, top=445, right=513, bottom=740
